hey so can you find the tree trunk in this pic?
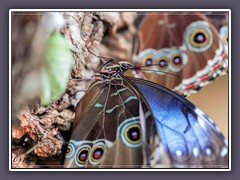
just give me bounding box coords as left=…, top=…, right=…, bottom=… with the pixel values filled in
left=11, top=11, right=137, bottom=168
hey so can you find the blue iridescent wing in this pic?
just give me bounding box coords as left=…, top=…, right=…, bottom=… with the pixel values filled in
left=129, top=77, right=228, bottom=168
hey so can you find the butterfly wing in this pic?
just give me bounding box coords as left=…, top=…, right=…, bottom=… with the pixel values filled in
left=206, top=12, right=228, bottom=56
left=64, top=77, right=170, bottom=168
left=133, top=12, right=228, bottom=96
left=130, top=77, right=228, bottom=168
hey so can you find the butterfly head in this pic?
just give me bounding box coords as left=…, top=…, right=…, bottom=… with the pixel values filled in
left=104, top=61, right=133, bottom=74
left=118, top=61, right=134, bottom=70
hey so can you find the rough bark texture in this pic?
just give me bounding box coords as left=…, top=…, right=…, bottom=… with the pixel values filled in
left=11, top=12, right=137, bottom=168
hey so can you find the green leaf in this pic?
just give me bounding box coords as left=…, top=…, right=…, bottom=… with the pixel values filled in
left=40, top=32, right=73, bottom=105
left=40, top=68, right=52, bottom=106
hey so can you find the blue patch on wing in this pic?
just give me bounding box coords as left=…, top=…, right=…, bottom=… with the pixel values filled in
left=132, top=78, right=228, bottom=167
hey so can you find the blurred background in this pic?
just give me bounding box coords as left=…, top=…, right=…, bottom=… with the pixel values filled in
left=187, top=75, right=228, bottom=138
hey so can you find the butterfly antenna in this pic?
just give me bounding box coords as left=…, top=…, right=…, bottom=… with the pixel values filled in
left=100, top=59, right=114, bottom=70
left=84, top=45, right=115, bottom=70
left=141, top=69, right=181, bottom=78
left=69, top=77, right=94, bottom=81
left=130, top=64, right=182, bottom=78
left=84, top=45, right=114, bottom=63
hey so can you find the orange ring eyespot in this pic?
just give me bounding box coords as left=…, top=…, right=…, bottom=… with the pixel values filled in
left=76, top=146, right=90, bottom=166
left=154, top=49, right=170, bottom=74
left=190, top=29, right=210, bottom=48
left=91, top=145, right=105, bottom=163
left=135, top=49, right=157, bottom=73
left=155, top=56, right=169, bottom=74
left=118, top=119, right=142, bottom=148
left=88, top=140, right=111, bottom=165
left=169, top=49, right=187, bottom=72
left=142, top=55, right=154, bottom=67
left=65, top=144, right=73, bottom=158
left=185, top=21, right=213, bottom=52
left=124, top=124, right=141, bottom=145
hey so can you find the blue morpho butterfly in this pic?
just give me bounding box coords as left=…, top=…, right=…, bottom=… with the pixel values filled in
left=132, top=12, right=228, bottom=97
left=63, top=58, right=228, bottom=168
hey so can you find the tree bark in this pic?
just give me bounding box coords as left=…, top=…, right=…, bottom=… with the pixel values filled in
left=11, top=11, right=137, bottom=168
